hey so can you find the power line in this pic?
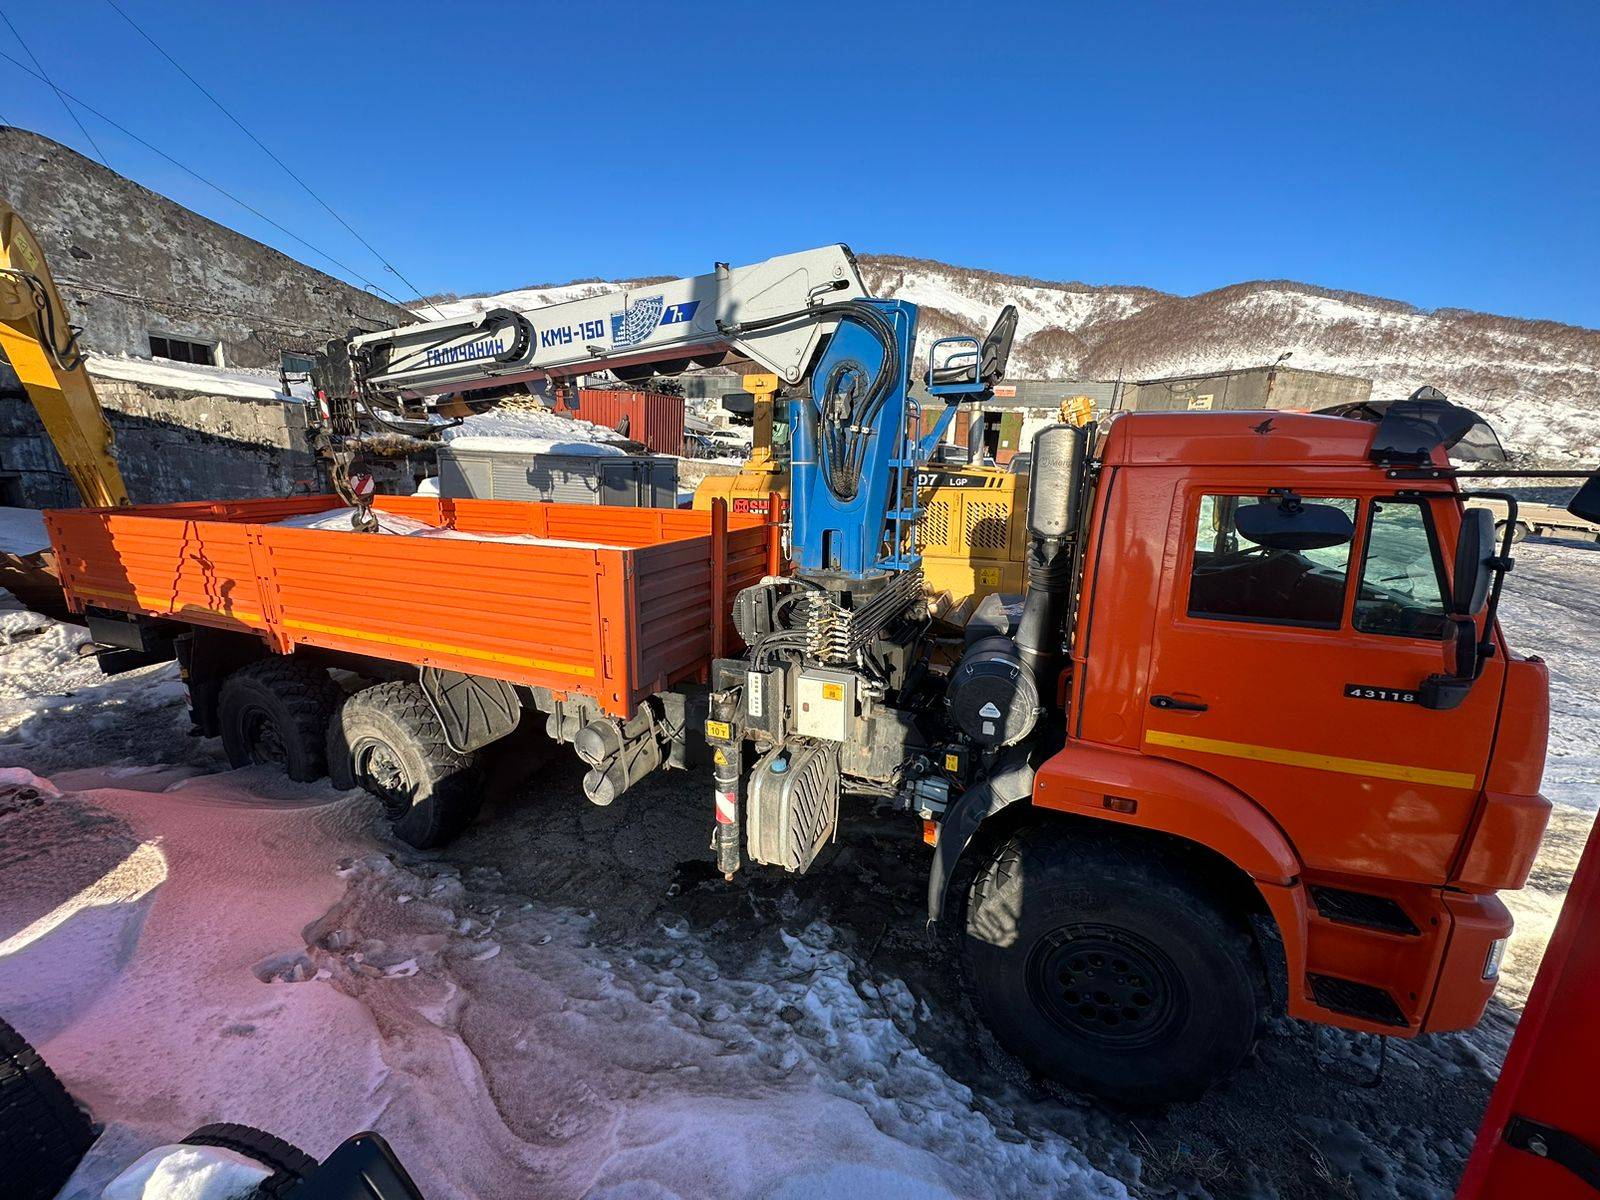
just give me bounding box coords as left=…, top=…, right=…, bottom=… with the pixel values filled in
left=0, top=46, right=410, bottom=307
left=0, top=5, right=112, bottom=168
left=103, top=0, right=444, bottom=319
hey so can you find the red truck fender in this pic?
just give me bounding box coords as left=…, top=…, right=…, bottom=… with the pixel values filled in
left=929, top=740, right=1303, bottom=938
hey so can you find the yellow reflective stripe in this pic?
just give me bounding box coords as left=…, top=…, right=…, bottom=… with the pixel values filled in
left=71, top=583, right=260, bottom=624
left=1144, top=729, right=1477, bottom=791
left=280, top=617, right=595, bottom=678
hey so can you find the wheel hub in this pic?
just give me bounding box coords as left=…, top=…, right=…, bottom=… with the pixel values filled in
left=1029, top=925, right=1183, bottom=1048
left=242, top=708, right=288, bottom=767
left=354, top=741, right=412, bottom=817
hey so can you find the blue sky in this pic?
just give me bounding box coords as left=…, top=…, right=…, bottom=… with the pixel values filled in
left=2, top=1, right=1596, bottom=324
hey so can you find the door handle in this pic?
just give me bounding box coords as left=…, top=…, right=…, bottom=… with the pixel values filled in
left=1151, top=694, right=1208, bottom=713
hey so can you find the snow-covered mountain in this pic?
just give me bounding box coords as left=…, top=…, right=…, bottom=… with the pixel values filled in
left=420, top=255, right=1600, bottom=465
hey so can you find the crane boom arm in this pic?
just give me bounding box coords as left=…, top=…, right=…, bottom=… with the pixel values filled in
left=343, top=244, right=868, bottom=404
left=0, top=200, right=128, bottom=508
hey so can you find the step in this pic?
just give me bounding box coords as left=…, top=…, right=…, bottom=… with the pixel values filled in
left=1307, top=973, right=1410, bottom=1028
left=1309, top=886, right=1421, bottom=936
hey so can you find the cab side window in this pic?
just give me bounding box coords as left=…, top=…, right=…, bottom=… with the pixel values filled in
left=1353, top=499, right=1449, bottom=639
left=1188, top=493, right=1356, bottom=629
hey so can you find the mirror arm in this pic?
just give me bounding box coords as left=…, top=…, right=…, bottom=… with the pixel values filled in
left=1458, top=489, right=1520, bottom=678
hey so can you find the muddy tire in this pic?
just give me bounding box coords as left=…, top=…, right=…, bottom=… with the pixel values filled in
left=962, top=827, right=1264, bottom=1105
left=181, top=1122, right=315, bottom=1199
left=218, top=658, right=342, bottom=782
left=0, top=1016, right=95, bottom=1200
left=327, top=682, right=481, bottom=848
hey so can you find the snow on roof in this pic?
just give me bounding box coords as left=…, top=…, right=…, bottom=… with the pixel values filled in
left=439, top=405, right=627, bottom=456
left=0, top=507, right=49, bottom=556
left=87, top=354, right=310, bottom=402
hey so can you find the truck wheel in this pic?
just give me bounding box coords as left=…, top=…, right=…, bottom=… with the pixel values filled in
left=962, top=828, right=1263, bottom=1105
left=218, top=658, right=342, bottom=782
left=1495, top=519, right=1530, bottom=544
left=0, top=1016, right=96, bottom=1200
left=327, top=682, right=482, bottom=848
left=181, top=1123, right=315, bottom=1200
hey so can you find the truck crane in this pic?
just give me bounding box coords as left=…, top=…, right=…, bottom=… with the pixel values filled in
left=55, top=241, right=1598, bottom=1103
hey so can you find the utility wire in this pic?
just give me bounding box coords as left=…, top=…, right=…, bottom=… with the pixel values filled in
left=0, top=46, right=410, bottom=307
left=0, top=5, right=111, bottom=168
left=102, top=0, right=445, bottom=318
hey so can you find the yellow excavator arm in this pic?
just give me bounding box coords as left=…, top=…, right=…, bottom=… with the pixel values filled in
left=0, top=199, right=128, bottom=507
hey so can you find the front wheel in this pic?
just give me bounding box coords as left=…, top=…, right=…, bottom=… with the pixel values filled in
left=962, top=827, right=1264, bottom=1105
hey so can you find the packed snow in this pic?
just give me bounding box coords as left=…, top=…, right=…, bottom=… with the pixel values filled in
left=86, top=355, right=310, bottom=403
left=0, top=505, right=50, bottom=555
left=0, top=537, right=1595, bottom=1199
left=438, top=404, right=628, bottom=457
left=273, top=506, right=624, bottom=550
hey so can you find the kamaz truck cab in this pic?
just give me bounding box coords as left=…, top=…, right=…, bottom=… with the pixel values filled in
left=939, top=396, right=1558, bottom=1102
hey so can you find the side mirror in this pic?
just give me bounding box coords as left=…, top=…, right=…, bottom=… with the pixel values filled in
left=1235, top=498, right=1354, bottom=551
left=1452, top=508, right=1495, bottom=616
left=1568, top=471, right=1600, bottom=524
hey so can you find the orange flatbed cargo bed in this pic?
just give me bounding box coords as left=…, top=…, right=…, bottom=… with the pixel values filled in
left=45, top=494, right=776, bottom=718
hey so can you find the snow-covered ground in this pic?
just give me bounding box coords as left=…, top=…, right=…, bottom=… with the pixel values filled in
left=0, top=538, right=1595, bottom=1200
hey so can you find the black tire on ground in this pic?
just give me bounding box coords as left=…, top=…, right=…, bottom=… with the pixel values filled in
left=218, top=658, right=343, bottom=782
left=0, top=1016, right=96, bottom=1200
left=326, top=681, right=482, bottom=848
left=181, top=1122, right=316, bottom=1200
left=962, top=826, right=1265, bottom=1105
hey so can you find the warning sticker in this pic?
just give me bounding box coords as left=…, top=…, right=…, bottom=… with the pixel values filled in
left=822, top=683, right=845, bottom=701
left=705, top=719, right=732, bottom=741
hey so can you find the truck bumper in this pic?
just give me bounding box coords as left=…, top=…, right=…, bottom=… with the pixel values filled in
left=1422, top=890, right=1515, bottom=1032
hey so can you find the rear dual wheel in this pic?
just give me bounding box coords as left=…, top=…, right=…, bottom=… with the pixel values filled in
left=218, top=658, right=343, bottom=782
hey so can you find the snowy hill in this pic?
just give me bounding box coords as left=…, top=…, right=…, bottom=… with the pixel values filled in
left=422, top=255, right=1600, bottom=465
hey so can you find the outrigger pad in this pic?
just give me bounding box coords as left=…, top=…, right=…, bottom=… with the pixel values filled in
left=419, top=667, right=521, bottom=754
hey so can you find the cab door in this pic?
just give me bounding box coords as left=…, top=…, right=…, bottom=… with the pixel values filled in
left=1142, top=483, right=1502, bottom=883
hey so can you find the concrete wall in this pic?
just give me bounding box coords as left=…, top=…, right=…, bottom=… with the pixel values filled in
left=1127, top=366, right=1372, bottom=413
left=0, top=377, right=331, bottom=508
left=0, top=128, right=409, bottom=373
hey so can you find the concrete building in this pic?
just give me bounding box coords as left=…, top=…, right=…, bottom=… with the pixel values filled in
left=1125, top=365, right=1372, bottom=415
left=0, top=128, right=412, bottom=507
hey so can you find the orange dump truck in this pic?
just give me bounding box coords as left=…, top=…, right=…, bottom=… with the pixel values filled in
left=46, top=493, right=775, bottom=840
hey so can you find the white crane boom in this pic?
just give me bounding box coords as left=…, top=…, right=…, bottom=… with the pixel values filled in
left=349, top=244, right=868, bottom=402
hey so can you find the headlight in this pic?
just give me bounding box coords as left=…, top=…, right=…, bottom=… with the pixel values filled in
left=1484, top=937, right=1508, bottom=980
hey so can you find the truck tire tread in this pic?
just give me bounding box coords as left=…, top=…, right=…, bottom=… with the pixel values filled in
left=218, top=657, right=342, bottom=782
left=327, top=681, right=482, bottom=848
left=962, top=824, right=1265, bottom=1105
left=0, top=1017, right=95, bottom=1200
left=181, top=1122, right=316, bottom=1198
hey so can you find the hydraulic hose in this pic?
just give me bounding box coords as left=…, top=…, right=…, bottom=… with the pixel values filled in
left=720, top=300, right=900, bottom=502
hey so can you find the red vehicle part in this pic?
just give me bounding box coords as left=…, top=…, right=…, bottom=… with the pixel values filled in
left=1456, top=811, right=1600, bottom=1199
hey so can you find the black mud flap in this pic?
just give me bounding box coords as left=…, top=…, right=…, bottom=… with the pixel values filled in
left=297, top=1133, right=427, bottom=1200
left=419, top=667, right=520, bottom=754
